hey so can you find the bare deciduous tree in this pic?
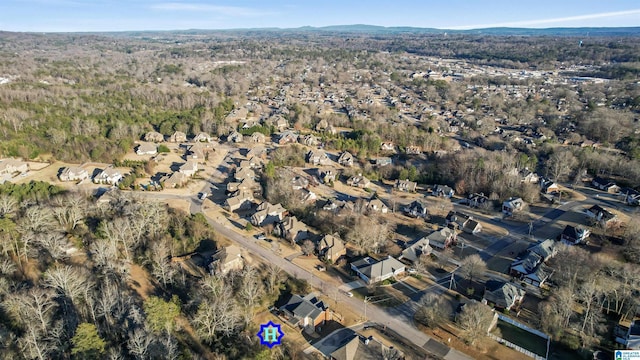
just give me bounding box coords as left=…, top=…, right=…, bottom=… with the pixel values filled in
left=456, top=301, right=494, bottom=345
left=458, top=254, right=487, bottom=285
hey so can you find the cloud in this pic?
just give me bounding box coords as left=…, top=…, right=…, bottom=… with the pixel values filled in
left=151, top=2, right=273, bottom=17
left=452, top=9, right=640, bottom=29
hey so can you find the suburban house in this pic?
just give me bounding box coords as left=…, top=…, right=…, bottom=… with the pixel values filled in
left=0, top=159, right=28, bottom=175
left=425, top=227, right=457, bottom=250
left=592, top=177, right=620, bottom=193
left=209, top=245, right=244, bottom=275
left=405, top=145, right=422, bottom=155
left=616, top=319, right=640, bottom=350
left=250, top=132, right=266, bottom=143
left=275, top=216, right=309, bottom=243
left=380, top=142, right=396, bottom=152
left=193, top=132, right=212, bottom=143
left=395, top=179, right=417, bottom=192
left=144, top=131, right=164, bottom=142
left=399, top=237, right=432, bottom=262
left=58, top=166, right=89, bottom=182
left=403, top=200, right=428, bottom=218
left=224, top=190, right=254, bottom=212
left=93, top=167, right=123, bottom=185
left=519, top=168, right=539, bottom=183
left=317, top=168, right=337, bottom=184
left=302, top=134, right=318, bottom=146
left=465, top=193, right=489, bottom=208
left=277, top=131, right=298, bottom=145
left=350, top=256, right=405, bottom=284
left=372, top=157, right=392, bottom=167
left=234, top=167, right=255, bottom=182
left=483, top=280, right=525, bottom=311
left=136, top=142, right=157, bottom=155
left=346, top=174, right=370, bottom=188
left=227, top=178, right=258, bottom=193
left=169, top=131, right=187, bottom=143
left=338, top=151, right=354, bottom=167
left=463, top=219, right=483, bottom=234
left=624, top=189, right=640, bottom=206
left=227, top=131, right=243, bottom=143
left=502, top=197, right=525, bottom=215
left=306, top=149, right=331, bottom=166
left=317, top=234, right=346, bottom=261
left=540, top=178, right=559, bottom=194
left=179, top=161, right=199, bottom=177
left=278, top=293, right=330, bottom=334
left=323, top=199, right=355, bottom=216
left=291, top=176, right=310, bottom=190
left=560, top=225, right=590, bottom=245
left=163, top=172, right=188, bottom=188
left=366, top=199, right=389, bottom=214
left=433, top=184, right=455, bottom=198
left=187, top=141, right=214, bottom=160
left=445, top=211, right=472, bottom=230
left=510, top=239, right=557, bottom=287
left=330, top=333, right=402, bottom=360
left=585, top=204, right=618, bottom=226
left=251, top=202, right=287, bottom=227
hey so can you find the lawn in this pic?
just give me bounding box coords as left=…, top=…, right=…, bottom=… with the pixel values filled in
left=493, top=320, right=548, bottom=358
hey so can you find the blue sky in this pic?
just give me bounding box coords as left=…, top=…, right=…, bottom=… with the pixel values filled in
left=1, top=0, right=639, bottom=32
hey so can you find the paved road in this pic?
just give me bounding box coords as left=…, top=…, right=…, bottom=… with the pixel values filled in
left=143, top=189, right=473, bottom=360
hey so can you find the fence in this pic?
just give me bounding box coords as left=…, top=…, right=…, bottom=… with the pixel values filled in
left=492, top=313, right=550, bottom=360
left=488, top=333, right=546, bottom=360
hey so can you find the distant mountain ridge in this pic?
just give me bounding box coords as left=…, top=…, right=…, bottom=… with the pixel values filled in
left=304, top=24, right=640, bottom=36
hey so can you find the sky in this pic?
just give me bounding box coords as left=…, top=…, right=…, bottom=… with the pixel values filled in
left=0, top=0, right=639, bottom=32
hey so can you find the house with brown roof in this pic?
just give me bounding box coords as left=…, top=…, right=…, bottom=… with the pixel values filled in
left=338, top=151, right=354, bottom=167
left=251, top=202, right=287, bottom=227
left=209, top=245, right=244, bottom=275
left=277, top=131, right=298, bottom=145
left=163, top=172, right=188, bottom=188
left=275, top=216, right=309, bottom=243
left=250, top=132, right=266, bottom=143
left=366, top=199, right=388, bottom=214
left=278, top=293, right=330, bottom=335
left=318, top=234, right=345, bottom=261
left=306, top=149, right=331, bottom=166
left=136, top=142, right=157, bottom=155
left=224, top=190, right=254, bottom=212
left=193, top=132, right=212, bottom=143
left=169, top=131, right=187, bottom=143
left=179, top=161, right=198, bottom=177
left=346, top=174, right=370, bottom=188
left=331, top=333, right=402, bottom=360
left=227, top=131, right=243, bottom=143
left=144, top=131, right=164, bottom=142
left=405, top=145, right=422, bottom=155
left=395, top=179, right=417, bottom=192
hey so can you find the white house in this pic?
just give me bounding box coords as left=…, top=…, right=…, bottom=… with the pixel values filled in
left=93, top=167, right=123, bottom=185
left=59, top=166, right=89, bottom=182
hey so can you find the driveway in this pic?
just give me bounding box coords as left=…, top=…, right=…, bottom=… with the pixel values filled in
left=338, top=280, right=366, bottom=292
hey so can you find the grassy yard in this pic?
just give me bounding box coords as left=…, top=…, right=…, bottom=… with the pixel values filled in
left=492, top=320, right=548, bottom=358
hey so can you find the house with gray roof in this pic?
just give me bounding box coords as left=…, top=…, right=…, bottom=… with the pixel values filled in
left=399, top=237, right=432, bottom=263
left=483, top=280, right=525, bottom=311
left=350, top=256, right=405, bottom=284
